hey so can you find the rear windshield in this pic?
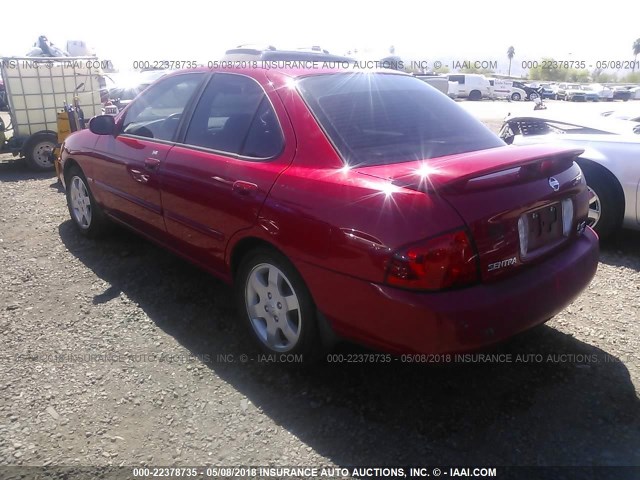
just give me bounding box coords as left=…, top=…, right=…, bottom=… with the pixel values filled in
left=297, top=73, right=503, bottom=166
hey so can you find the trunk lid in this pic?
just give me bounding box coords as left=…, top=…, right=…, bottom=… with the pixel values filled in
left=355, top=145, right=590, bottom=281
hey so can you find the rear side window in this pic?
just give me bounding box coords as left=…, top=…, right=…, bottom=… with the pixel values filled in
left=449, top=74, right=465, bottom=84
left=184, top=74, right=283, bottom=158
left=298, top=73, right=503, bottom=166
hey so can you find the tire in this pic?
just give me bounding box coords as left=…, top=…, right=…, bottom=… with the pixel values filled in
left=468, top=90, right=482, bottom=101
left=511, top=92, right=522, bottom=101
left=529, top=92, right=539, bottom=101
left=235, top=247, right=320, bottom=360
left=65, top=166, right=110, bottom=238
left=579, top=163, right=623, bottom=240
left=24, top=132, right=57, bottom=171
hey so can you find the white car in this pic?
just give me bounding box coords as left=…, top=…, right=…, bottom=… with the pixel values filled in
left=556, top=83, right=586, bottom=101
left=499, top=112, right=640, bottom=238
left=589, top=83, right=614, bottom=101
left=489, top=79, right=527, bottom=101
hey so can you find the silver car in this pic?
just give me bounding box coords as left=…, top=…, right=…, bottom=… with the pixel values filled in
left=499, top=112, right=640, bottom=238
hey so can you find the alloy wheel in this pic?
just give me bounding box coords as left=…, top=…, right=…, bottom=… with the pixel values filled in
left=587, top=186, right=601, bottom=228
left=69, top=176, right=92, bottom=229
left=245, top=263, right=301, bottom=352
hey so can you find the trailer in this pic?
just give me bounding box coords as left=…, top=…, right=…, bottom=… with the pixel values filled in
left=0, top=57, right=103, bottom=170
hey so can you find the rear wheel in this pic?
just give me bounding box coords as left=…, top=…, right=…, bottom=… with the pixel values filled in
left=65, top=166, right=110, bottom=237
left=235, top=248, right=320, bottom=360
left=580, top=163, right=623, bottom=239
left=529, top=92, right=539, bottom=101
left=24, top=132, right=57, bottom=171
left=511, top=92, right=522, bottom=101
left=468, top=90, right=482, bottom=101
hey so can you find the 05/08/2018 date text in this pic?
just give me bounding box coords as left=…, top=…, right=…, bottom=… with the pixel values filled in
left=522, top=59, right=640, bottom=70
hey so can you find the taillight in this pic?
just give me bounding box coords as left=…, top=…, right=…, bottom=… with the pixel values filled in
left=385, top=229, right=480, bottom=291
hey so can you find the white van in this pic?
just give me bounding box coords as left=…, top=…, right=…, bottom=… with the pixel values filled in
left=447, top=74, right=492, bottom=100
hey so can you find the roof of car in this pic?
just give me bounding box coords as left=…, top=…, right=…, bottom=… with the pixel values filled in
left=169, top=66, right=409, bottom=79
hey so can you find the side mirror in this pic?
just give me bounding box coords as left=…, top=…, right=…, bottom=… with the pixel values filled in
left=89, top=115, right=116, bottom=135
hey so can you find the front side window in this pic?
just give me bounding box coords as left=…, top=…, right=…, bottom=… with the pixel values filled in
left=122, top=73, right=203, bottom=141
left=298, top=73, right=503, bottom=167
left=184, top=74, right=283, bottom=158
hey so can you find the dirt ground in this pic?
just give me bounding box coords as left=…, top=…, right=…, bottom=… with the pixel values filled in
left=1, top=116, right=639, bottom=470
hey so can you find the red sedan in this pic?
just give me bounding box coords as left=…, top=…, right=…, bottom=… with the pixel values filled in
left=60, top=67, right=599, bottom=357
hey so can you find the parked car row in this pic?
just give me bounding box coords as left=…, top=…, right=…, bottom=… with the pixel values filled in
left=441, top=77, right=639, bottom=103
left=543, top=82, right=636, bottom=102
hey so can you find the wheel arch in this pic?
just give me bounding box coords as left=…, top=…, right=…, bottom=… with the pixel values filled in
left=468, top=89, right=482, bottom=100
left=22, top=130, right=58, bottom=151
left=576, top=157, right=626, bottom=222
left=229, top=236, right=291, bottom=281
left=62, top=156, right=81, bottom=181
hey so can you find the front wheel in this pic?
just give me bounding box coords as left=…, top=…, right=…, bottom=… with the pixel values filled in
left=65, top=166, right=110, bottom=237
left=236, top=248, right=320, bottom=359
left=511, top=92, right=522, bottom=101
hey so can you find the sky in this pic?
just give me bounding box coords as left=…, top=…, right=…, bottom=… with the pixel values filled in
left=1, top=0, right=639, bottom=75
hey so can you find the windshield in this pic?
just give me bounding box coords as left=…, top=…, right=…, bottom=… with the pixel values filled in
left=297, top=73, right=503, bottom=166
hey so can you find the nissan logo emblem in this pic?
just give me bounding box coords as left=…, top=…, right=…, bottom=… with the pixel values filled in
left=548, top=177, right=560, bottom=191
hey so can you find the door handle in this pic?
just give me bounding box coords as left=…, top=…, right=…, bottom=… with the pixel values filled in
left=232, top=181, right=258, bottom=196
left=144, top=157, right=161, bottom=170
left=129, top=169, right=150, bottom=184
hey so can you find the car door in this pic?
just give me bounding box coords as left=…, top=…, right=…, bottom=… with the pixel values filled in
left=91, top=72, right=204, bottom=236
left=159, top=72, right=295, bottom=272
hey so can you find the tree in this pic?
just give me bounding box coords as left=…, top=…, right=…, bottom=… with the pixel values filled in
left=568, top=69, right=590, bottom=83
left=591, top=68, right=604, bottom=82
left=623, top=72, right=640, bottom=83
left=529, top=57, right=565, bottom=81
left=507, top=46, right=515, bottom=76
left=633, top=38, right=640, bottom=72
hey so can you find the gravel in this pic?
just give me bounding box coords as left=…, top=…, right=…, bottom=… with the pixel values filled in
left=0, top=128, right=639, bottom=468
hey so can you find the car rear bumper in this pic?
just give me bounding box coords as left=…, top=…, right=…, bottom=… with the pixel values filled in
left=300, top=228, right=599, bottom=354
